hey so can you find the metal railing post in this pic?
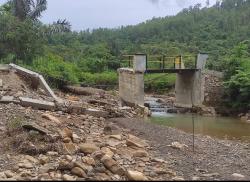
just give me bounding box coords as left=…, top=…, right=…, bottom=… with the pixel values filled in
left=179, top=55, right=182, bottom=69
left=162, top=55, right=165, bottom=70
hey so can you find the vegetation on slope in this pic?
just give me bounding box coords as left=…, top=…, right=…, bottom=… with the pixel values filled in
left=0, top=0, right=249, bottom=111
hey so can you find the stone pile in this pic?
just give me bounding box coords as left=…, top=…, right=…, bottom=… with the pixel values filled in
left=0, top=66, right=146, bottom=119
left=0, top=103, right=177, bottom=181
left=203, top=70, right=224, bottom=107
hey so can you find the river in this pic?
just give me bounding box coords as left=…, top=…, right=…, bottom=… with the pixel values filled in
left=145, top=97, right=250, bottom=142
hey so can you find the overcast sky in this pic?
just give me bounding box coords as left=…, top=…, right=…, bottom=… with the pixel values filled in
left=0, top=0, right=216, bottom=31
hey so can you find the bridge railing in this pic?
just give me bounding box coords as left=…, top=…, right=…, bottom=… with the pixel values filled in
left=121, top=54, right=198, bottom=71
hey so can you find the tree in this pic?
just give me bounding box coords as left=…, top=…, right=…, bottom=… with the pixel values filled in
left=206, top=0, right=210, bottom=7
left=8, top=0, right=47, bottom=21
left=223, top=42, right=250, bottom=111
left=48, top=19, right=71, bottom=34
left=0, top=12, right=44, bottom=64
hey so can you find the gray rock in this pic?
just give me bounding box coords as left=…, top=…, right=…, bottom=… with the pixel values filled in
left=0, top=96, right=14, bottom=103
left=71, top=167, right=87, bottom=178
left=19, top=97, right=55, bottom=110
left=22, top=122, right=49, bottom=135
left=79, top=143, right=99, bottom=154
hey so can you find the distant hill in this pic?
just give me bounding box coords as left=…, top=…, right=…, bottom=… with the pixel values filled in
left=59, top=0, right=249, bottom=70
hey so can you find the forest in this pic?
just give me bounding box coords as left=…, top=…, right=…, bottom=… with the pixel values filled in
left=0, top=0, right=249, bottom=111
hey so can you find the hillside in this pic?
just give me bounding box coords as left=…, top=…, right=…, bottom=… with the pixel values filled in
left=0, top=0, right=249, bottom=111
left=46, top=0, right=250, bottom=70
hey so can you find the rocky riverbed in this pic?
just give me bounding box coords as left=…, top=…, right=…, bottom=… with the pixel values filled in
left=0, top=102, right=178, bottom=181
left=0, top=69, right=173, bottom=181
left=110, top=117, right=250, bottom=181
left=1, top=68, right=249, bottom=181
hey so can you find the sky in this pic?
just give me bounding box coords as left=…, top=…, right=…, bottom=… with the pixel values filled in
left=0, top=0, right=216, bottom=31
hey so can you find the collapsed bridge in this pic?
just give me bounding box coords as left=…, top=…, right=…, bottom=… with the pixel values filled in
left=118, top=53, right=208, bottom=108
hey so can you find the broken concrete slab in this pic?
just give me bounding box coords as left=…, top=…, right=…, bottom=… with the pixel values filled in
left=0, top=96, right=14, bottom=103
left=19, top=97, right=55, bottom=110
left=0, top=64, right=10, bottom=71
left=22, top=122, right=49, bottom=135
left=85, top=108, right=109, bottom=118
left=38, top=75, right=62, bottom=103
left=9, top=64, right=62, bottom=103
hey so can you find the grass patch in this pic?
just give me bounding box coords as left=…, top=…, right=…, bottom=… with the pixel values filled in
left=145, top=73, right=176, bottom=94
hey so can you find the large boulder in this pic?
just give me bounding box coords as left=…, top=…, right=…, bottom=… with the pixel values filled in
left=79, top=143, right=99, bottom=154
left=126, top=134, right=148, bottom=148
left=126, top=170, right=148, bottom=181
left=101, top=155, right=125, bottom=175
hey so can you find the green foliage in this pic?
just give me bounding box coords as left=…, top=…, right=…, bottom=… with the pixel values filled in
left=224, top=70, right=250, bottom=111
left=223, top=42, right=250, bottom=111
left=9, top=0, right=47, bottom=21
left=0, top=13, right=44, bottom=64
left=1, top=0, right=250, bottom=111
left=145, top=74, right=176, bottom=93
left=31, top=53, right=79, bottom=83
left=78, top=71, right=118, bottom=86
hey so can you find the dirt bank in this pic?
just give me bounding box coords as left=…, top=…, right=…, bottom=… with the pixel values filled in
left=109, top=117, right=250, bottom=181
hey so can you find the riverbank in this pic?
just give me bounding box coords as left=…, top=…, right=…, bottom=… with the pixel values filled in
left=109, top=117, right=250, bottom=181
left=0, top=68, right=181, bottom=181
left=0, top=102, right=178, bottom=181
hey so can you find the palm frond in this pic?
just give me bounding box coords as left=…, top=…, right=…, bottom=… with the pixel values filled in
left=8, top=0, right=47, bottom=20
left=29, top=0, right=47, bottom=20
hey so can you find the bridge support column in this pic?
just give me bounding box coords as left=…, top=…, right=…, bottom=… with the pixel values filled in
left=175, top=53, right=208, bottom=108
left=118, top=69, right=144, bottom=106
left=175, top=70, right=205, bottom=108
left=118, top=54, right=146, bottom=107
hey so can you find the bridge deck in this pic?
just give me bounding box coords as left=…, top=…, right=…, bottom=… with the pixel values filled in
left=145, top=68, right=199, bottom=74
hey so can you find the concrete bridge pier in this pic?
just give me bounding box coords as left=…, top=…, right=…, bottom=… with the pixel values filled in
left=118, top=54, right=146, bottom=107
left=175, top=70, right=204, bottom=108
left=175, top=53, right=208, bottom=108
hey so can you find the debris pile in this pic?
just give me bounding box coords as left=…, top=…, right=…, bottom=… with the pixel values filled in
left=0, top=103, right=176, bottom=181
left=0, top=64, right=176, bottom=180
left=0, top=64, right=146, bottom=118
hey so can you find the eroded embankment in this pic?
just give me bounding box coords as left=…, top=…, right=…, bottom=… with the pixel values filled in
left=0, top=67, right=178, bottom=181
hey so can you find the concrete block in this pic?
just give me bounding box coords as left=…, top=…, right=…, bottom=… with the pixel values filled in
left=0, top=64, right=10, bottom=71
left=118, top=68, right=144, bottom=106
left=19, top=97, right=55, bottom=110
left=0, top=79, right=2, bottom=87
left=133, top=54, right=146, bottom=72
left=0, top=96, right=14, bottom=103
left=197, top=54, right=208, bottom=70
left=85, top=108, right=109, bottom=118
left=175, top=70, right=204, bottom=108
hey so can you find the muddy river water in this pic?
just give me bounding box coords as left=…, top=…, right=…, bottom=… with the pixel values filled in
left=145, top=97, right=250, bottom=142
